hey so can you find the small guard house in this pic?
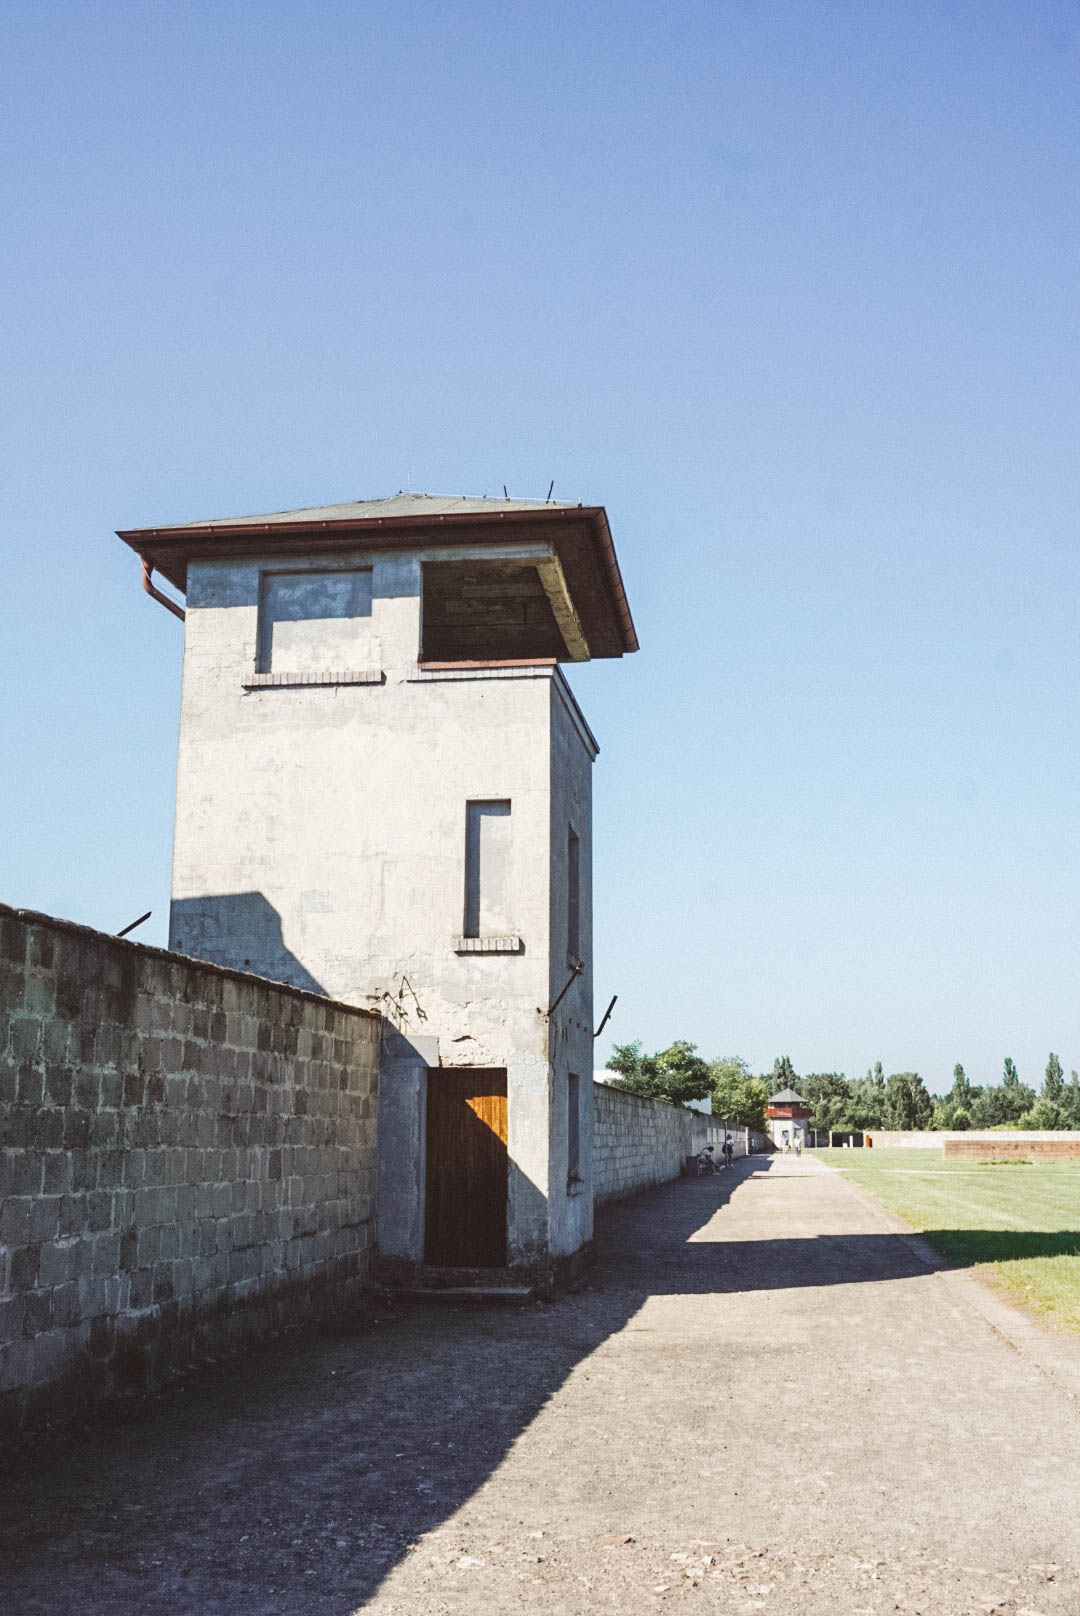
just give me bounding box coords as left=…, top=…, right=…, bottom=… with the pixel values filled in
left=765, top=1087, right=810, bottom=1151
left=118, top=494, right=637, bottom=1283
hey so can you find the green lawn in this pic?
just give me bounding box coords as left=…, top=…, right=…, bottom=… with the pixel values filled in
left=814, top=1147, right=1080, bottom=1332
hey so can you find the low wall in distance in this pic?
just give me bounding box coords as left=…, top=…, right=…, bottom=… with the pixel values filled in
left=0, top=905, right=380, bottom=1435
left=592, top=1083, right=748, bottom=1207
left=866, top=1130, right=1080, bottom=1149
left=945, top=1137, right=1080, bottom=1160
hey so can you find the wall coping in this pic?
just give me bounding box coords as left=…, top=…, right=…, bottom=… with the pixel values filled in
left=593, top=1080, right=699, bottom=1117
left=0, top=901, right=380, bottom=1021
left=866, top=1129, right=1080, bottom=1143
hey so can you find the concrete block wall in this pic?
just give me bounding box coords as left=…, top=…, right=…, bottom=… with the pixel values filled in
left=0, top=904, right=380, bottom=1434
left=592, top=1082, right=747, bottom=1208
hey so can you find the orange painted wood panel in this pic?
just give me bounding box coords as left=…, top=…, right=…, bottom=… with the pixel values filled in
left=425, top=1068, right=508, bottom=1266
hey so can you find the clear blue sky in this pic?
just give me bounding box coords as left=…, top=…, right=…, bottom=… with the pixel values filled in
left=3, top=1, right=1078, bottom=1097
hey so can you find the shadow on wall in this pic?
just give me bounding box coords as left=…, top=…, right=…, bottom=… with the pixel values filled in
left=170, top=893, right=326, bottom=995
left=0, top=1157, right=948, bottom=1612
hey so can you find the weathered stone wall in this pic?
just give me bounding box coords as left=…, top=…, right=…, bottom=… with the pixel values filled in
left=592, top=1083, right=746, bottom=1207
left=866, top=1130, right=1080, bottom=1149
left=945, top=1136, right=1080, bottom=1160
left=0, top=904, right=380, bottom=1434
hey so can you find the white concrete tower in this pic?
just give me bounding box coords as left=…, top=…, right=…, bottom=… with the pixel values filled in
left=119, top=495, right=637, bottom=1279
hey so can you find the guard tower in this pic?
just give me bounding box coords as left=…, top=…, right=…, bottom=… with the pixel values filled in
left=118, top=494, right=637, bottom=1280
left=765, top=1088, right=810, bottom=1151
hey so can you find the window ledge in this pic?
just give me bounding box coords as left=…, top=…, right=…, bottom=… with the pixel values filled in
left=566, top=1174, right=585, bottom=1197
left=243, top=670, right=385, bottom=690
left=452, top=936, right=524, bottom=955
left=408, top=666, right=557, bottom=684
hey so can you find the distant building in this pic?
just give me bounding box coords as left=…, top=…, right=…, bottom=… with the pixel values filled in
left=119, top=494, right=637, bottom=1281
left=766, top=1086, right=809, bottom=1150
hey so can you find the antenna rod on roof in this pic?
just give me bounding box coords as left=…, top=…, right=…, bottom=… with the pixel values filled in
left=546, top=480, right=554, bottom=502
left=503, top=484, right=509, bottom=499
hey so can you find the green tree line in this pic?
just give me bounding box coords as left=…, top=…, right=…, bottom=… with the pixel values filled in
left=604, top=1044, right=1080, bottom=1133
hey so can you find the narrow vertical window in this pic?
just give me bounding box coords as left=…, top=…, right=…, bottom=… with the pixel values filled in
left=464, top=801, right=512, bottom=938
left=567, top=1073, right=581, bottom=1183
left=567, top=826, right=580, bottom=963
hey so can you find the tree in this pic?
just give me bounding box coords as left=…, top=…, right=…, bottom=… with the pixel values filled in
left=970, top=1057, right=1036, bottom=1128
left=801, top=1072, right=855, bottom=1133
left=850, top=1066, right=887, bottom=1129
left=1018, top=1097, right=1066, bottom=1130
left=605, top=1039, right=712, bottom=1107
left=933, top=1062, right=982, bottom=1130
left=949, top=1063, right=977, bottom=1109
left=1012, top=1057, right=1070, bottom=1129
left=1067, top=1072, right=1080, bottom=1127
left=710, top=1058, right=767, bottom=1130
left=712, top=1056, right=752, bottom=1087
left=884, top=1071, right=933, bottom=1130
left=770, top=1055, right=798, bottom=1092
left=1001, top=1056, right=1037, bottom=1120
left=1043, top=1052, right=1065, bottom=1105
left=970, top=1086, right=1010, bottom=1128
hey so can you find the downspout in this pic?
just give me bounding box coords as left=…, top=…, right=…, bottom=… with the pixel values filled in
left=141, top=558, right=186, bottom=622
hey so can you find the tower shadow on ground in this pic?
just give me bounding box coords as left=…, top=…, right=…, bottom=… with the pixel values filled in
left=0, top=1155, right=1002, bottom=1613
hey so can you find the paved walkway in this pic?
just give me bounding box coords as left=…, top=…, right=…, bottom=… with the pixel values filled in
left=4, top=1156, right=1080, bottom=1613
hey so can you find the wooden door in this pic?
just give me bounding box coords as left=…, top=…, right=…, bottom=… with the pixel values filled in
left=425, top=1068, right=508, bottom=1267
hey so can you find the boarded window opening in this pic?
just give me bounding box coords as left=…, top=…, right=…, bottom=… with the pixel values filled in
left=256, top=569, right=373, bottom=674
left=464, top=801, right=512, bottom=938
left=422, top=560, right=566, bottom=662
left=567, top=826, right=581, bottom=962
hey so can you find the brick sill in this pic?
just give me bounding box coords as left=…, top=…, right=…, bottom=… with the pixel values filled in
left=419, top=658, right=559, bottom=671
left=243, top=670, right=385, bottom=690
left=452, top=936, right=524, bottom=955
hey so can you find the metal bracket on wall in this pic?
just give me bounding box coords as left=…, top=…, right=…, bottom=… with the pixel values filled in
left=592, top=993, right=617, bottom=1039
left=539, top=961, right=584, bottom=1018
left=116, top=910, right=151, bottom=939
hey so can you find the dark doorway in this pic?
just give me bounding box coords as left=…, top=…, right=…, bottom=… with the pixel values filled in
left=425, top=1068, right=508, bottom=1266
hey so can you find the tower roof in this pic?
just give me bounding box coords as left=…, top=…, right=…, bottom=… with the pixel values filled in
left=143, top=492, right=576, bottom=529
left=767, top=1088, right=806, bottom=1105
left=118, top=492, right=638, bottom=659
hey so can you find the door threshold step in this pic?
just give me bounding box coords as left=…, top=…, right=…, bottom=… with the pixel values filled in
left=379, top=1284, right=535, bottom=1305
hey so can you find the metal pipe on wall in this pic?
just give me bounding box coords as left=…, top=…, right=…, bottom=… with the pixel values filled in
left=141, top=559, right=186, bottom=622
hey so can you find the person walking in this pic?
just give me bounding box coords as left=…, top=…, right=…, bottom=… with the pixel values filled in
left=724, top=1133, right=735, bottom=1169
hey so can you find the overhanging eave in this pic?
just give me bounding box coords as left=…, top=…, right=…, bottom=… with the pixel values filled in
left=116, top=504, right=638, bottom=659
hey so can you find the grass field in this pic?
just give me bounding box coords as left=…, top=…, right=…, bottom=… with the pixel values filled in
left=814, top=1147, right=1080, bottom=1332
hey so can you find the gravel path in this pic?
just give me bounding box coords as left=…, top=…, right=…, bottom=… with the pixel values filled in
left=4, top=1154, right=1080, bottom=1613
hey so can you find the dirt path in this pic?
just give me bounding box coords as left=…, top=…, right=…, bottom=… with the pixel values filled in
left=4, top=1155, right=1080, bottom=1613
